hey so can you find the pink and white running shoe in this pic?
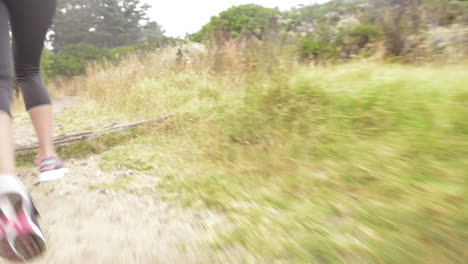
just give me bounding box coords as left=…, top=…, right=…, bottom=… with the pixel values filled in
left=35, top=156, right=69, bottom=183
left=0, top=176, right=46, bottom=261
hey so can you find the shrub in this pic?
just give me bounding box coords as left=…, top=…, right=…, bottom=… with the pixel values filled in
left=299, top=38, right=339, bottom=62
left=43, top=44, right=109, bottom=77
left=42, top=38, right=178, bottom=79
left=347, top=24, right=383, bottom=46
left=190, top=4, right=280, bottom=42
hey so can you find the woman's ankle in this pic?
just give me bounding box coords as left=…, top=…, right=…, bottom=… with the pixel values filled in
left=37, top=150, right=57, bottom=161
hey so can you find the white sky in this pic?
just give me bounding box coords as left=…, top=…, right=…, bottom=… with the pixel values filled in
left=144, top=0, right=329, bottom=38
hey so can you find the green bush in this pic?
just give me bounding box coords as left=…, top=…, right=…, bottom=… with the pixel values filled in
left=190, top=4, right=280, bottom=42
left=42, top=38, right=177, bottom=79
left=299, top=38, right=340, bottom=62
left=108, top=37, right=176, bottom=61
left=347, top=24, right=383, bottom=46
left=43, top=44, right=109, bottom=78
left=40, top=49, right=55, bottom=82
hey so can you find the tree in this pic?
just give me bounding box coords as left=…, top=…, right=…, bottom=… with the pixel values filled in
left=190, top=4, right=281, bottom=42
left=51, top=0, right=95, bottom=50
left=142, top=21, right=166, bottom=41
left=51, top=0, right=164, bottom=50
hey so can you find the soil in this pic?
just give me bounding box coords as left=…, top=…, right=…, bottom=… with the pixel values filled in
left=3, top=97, right=225, bottom=264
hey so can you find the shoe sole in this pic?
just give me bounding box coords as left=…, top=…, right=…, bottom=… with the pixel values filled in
left=0, top=232, right=46, bottom=262
left=0, top=195, right=46, bottom=262
left=37, top=168, right=69, bottom=183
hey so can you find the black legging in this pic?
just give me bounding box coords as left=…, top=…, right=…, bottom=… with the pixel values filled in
left=0, top=0, right=56, bottom=116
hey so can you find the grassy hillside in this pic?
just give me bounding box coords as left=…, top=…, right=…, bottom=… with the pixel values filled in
left=58, top=46, right=468, bottom=263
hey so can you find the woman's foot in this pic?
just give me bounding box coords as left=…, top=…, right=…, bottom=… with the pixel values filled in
left=0, top=175, right=46, bottom=261
left=35, top=156, right=69, bottom=183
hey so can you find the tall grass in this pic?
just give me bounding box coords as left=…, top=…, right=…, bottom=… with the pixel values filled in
left=69, top=43, right=467, bottom=263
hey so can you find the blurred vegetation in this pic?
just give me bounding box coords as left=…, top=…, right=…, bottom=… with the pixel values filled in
left=190, top=4, right=281, bottom=42
left=58, top=44, right=468, bottom=263
left=40, top=0, right=468, bottom=262
left=298, top=23, right=383, bottom=62
left=190, top=0, right=467, bottom=60
left=51, top=0, right=164, bottom=50
left=40, top=0, right=170, bottom=79
left=42, top=44, right=107, bottom=77
left=42, top=38, right=176, bottom=78
left=43, top=0, right=468, bottom=80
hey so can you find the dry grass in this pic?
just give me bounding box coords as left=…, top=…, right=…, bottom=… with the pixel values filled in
left=49, top=42, right=468, bottom=263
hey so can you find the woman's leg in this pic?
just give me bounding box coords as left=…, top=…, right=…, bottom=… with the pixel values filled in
left=6, top=0, right=57, bottom=160
left=0, top=2, right=47, bottom=261
left=0, top=0, right=15, bottom=175
left=0, top=114, right=14, bottom=175
left=28, top=106, right=56, bottom=159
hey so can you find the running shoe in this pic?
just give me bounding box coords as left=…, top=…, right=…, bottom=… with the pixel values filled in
left=35, top=156, right=69, bottom=183
left=0, top=175, right=46, bottom=261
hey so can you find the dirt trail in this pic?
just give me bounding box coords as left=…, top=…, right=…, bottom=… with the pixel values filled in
left=4, top=98, right=223, bottom=264
left=13, top=96, right=80, bottom=147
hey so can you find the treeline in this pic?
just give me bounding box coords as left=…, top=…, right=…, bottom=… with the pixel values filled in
left=43, top=0, right=167, bottom=78
left=42, top=38, right=175, bottom=78
left=190, top=0, right=468, bottom=62
left=44, top=0, right=468, bottom=79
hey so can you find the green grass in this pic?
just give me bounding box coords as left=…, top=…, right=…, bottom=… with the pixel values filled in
left=16, top=128, right=145, bottom=168
left=77, top=61, right=467, bottom=263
